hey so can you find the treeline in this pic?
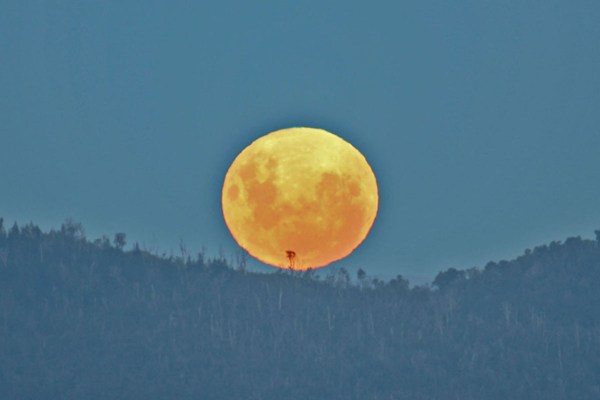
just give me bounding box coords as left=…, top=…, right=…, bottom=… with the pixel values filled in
left=1, top=218, right=599, bottom=399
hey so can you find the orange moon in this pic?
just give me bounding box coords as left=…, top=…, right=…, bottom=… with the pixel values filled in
left=221, top=127, right=378, bottom=270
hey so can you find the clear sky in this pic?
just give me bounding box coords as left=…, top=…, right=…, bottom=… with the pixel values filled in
left=2, top=1, right=600, bottom=282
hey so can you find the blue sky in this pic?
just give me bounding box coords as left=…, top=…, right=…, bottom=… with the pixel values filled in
left=2, top=1, right=600, bottom=282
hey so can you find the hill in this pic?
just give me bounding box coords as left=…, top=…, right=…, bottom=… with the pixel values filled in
left=1, top=218, right=599, bottom=399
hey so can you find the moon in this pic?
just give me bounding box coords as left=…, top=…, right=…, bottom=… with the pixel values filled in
left=222, top=127, right=378, bottom=270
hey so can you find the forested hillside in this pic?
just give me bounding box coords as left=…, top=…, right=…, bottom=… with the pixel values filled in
left=1, top=218, right=599, bottom=399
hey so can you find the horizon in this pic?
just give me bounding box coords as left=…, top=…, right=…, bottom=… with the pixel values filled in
left=2, top=215, right=598, bottom=286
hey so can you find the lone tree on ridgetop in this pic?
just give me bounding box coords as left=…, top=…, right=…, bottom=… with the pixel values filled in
left=286, top=250, right=296, bottom=269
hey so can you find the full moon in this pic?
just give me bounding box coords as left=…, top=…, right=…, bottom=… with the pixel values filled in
left=222, top=127, right=378, bottom=270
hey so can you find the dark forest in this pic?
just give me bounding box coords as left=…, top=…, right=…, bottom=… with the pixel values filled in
left=1, top=218, right=599, bottom=399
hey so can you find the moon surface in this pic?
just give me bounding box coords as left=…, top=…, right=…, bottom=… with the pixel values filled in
left=222, top=127, right=378, bottom=270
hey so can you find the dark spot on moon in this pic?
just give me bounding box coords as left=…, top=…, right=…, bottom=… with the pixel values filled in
left=348, top=181, right=361, bottom=197
left=315, top=171, right=368, bottom=246
left=246, top=171, right=279, bottom=230
left=238, top=161, right=257, bottom=181
left=266, top=157, right=277, bottom=170
left=228, top=184, right=239, bottom=201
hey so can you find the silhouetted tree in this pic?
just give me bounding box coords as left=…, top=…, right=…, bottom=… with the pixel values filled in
left=0, top=218, right=6, bottom=246
left=8, top=222, right=19, bottom=239
left=114, top=232, right=127, bottom=250
left=60, top=219, right=85, bottom=240
left=433, top=267, right=465, bottom=289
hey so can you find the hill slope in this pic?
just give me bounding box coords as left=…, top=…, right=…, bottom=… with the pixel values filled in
left=1, top=219, right=599, bottom=399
